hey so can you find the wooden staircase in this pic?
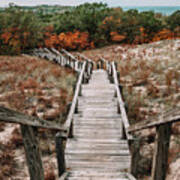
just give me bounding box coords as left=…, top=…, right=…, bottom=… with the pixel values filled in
left=64, top=69, right=134, bottom=180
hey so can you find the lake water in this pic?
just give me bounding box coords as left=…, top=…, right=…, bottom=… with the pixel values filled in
left=120, top=6, right=180, bottom=15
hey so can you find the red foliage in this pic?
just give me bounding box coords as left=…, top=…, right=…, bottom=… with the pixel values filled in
left=152, top=29, right=175, bottom=42
left=110, top=32, right=126, bottom=42
left=44, top=30, right=94, bottom=50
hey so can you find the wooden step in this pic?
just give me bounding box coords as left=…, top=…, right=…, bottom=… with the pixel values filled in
left=82, top=91, right=114, bottom=97
left=65, top=154, right=131, bottom=164
left=66, top=144, right=129, bottom=152
left=68, top=171, right=127, bottom=178
left=63, top=69, right=133, bottom=179
left=65, top=148, right=130, bottom=155
left=73, top=128, right=121, bottom=135
left=78, top=96, right=116, bottom=103
left=67, top=176, right=128, bottom=180
left=67, top=139, right=128, bottom=146
left=69, top=138, right=127, bottom=144
left=73, top=124, right=121, bottom=129
left=74, top=134, right=122, bottom=139
left=82, top=84, right=115, bottom=89
left=66, top=162, right=130, bottom=171
left=80, top=107, right=117, bottom=112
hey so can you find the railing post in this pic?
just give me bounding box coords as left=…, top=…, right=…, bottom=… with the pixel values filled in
left=75, top=100, right=78, bottom=114
left=79, top=84, right=82, bottom=96
left=55, top=133, right=66, bottom=177
left=90, top=62, right=94, bottom=74
left=69, top=122, right=74, bottom=138
left=97, top=61, right=100, bottom=69
left=117, top=71, right=120, bottom=83
left=100, top=60, right=104, bottom=69
left=114, top=61, right=118, bottom=70
left=152, top=123, right=172, bottom=180
left=129, top=138, right=141, bottom=178
left=20, top=125, right=44, bottom=180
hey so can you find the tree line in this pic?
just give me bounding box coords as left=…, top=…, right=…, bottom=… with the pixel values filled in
left=0, top=3, right=179, bottom=55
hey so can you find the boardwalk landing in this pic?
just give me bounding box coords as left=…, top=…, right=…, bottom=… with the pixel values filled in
left=65, top=69, right=132, bottom=180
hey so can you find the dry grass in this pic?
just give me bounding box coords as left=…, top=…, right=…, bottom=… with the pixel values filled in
left=0, top=55, right=76, bottom=179
left=0, top=55, right=76, bottom=123
left=0, top=122, right=5, bottom=132
left=0, top=140, right=17, bottom=179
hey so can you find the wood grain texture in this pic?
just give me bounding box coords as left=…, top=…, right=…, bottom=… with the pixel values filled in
left=65, top=69, right=135, bottom=179
left=21, top=125, right=44, bottom=180
left=0, top=106, right=66, bottom=132
left=128, top=107, right=180, bottom=132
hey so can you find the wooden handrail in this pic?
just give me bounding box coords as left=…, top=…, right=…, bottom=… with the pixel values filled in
left=63, top=61, right=87, bottom=137
left=61, top=49, right=79, bottom=62
left=112, top=62, right=132, bottom=140
left=0, top=106, right=66, bottom=133
left=128, top=107, right=180, bottom=133
left=76, top=53, right=94, bottom=63
left=0, top=106, right=68, bottom=180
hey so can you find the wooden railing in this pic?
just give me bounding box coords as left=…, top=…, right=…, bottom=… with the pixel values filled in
left=128, top=107, right=180, bottom=180
left=0, top=106, right=67, bottom=180
left=96, top=58, right=132, bottom=140
left=33, top=48, right=95, bottom=178
left=63, top=61, right=87, bottom=136
left=33, top=48, right=82, bottom=72
left=55, top=52, right=95, bottom=178
left=111, top=61, right=133, bottom=140
left=0, top=49, right=94, bottom=180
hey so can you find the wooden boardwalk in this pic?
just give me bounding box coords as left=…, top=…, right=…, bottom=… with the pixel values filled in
left=65, top=69, right=134, bottom=180
left=28, top=48, right=180, bottom=180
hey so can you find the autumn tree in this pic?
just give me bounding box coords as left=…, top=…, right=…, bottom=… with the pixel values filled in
left=0, top=5, right=44, bottom=55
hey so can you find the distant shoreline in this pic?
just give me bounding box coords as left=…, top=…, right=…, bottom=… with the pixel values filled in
left=0, top=4, right=179, bottom=15
left=120, top=6, right=180, bottom=15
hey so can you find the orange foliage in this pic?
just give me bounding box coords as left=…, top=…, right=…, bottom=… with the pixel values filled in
left=133, top=27, right=149, bottom=44
left=110, top=32, right=126, bottom=42
left=44, top=30, right=94, bottom=50
left=1, top=32, right=12, bottom=43
left=152, top=29, right=175, bottom=42
left=0, top=27, right=31, bottom=54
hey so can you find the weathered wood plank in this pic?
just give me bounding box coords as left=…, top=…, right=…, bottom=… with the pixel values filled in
left=68, top=177, right=128, bottom=180
left=112, top=62, right=132, bottom=140
left=128, top=107, right=180, bottom=132
left=0, top=106, right=66, bottom=132
left=20, top=125, right=44, bottom=180
left=152, top=124, right=171, bottom=180
left=65, top=149, right=130, bottom=155
left=68, top=171, right=127, bottom=177
left=55, top=133, right=66, bottom=177
left=64, top=61, right=86, bottom=137
left=67, top=139, right=128, bottom=146
left=64, top=69, right=134, bottom=179
left=66, top=154, right=131, bottom=162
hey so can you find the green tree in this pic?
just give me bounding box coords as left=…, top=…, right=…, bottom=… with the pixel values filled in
left=166, top=10, right=180, bottom=30
left=53, top=3, right=110, bottom=43
left=0, top=5, right=44, bottom=54
left=138, top=11, right=163, bottom=35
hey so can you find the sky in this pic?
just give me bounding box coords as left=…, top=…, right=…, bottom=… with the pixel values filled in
left=0, top=0, right=180, bottom=7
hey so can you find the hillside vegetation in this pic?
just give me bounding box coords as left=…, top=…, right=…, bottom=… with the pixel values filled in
left=0, top=55, right=76, bottom=179
left=0, top=3, right=179, bottom=54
